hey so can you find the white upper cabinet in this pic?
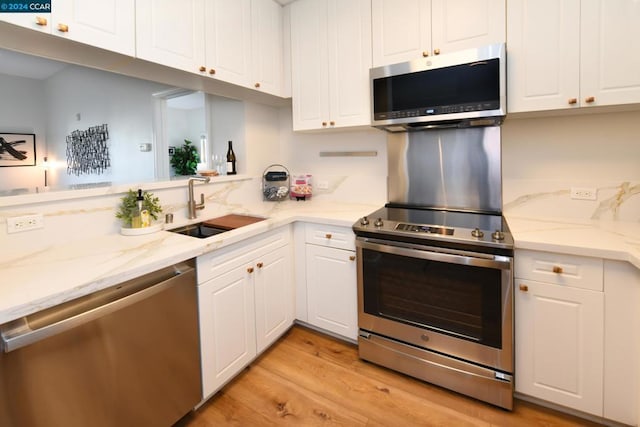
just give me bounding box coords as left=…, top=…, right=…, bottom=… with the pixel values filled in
left=136, top=0, right=206, bottom=73
left=372, top=0, right=505, bottom=67
left=290, top=0, right=371, bottom=131
left=431, top=0, right=505, bottom=55
left=508, top=0, right=640, bottom=113
left=53, top=0, right=135, bottom=56
left=506, top=0, right=580, bottom=113
left=205, top=0, right=252, bottom=87
left=580, top=0, right=640, bottom=108
left=371, top=0, right=431, bottom=67
left=251, top=0, right=284, bottom=96
left=0, top=3, right=53, bottom=33
left=136, top=0, right=283, bottom=95
left=0, top=0, right=135, bottom=55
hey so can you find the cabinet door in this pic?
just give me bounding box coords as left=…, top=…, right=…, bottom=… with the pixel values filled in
left=507, top=0, right=580, bottom=113
left=0, top=5, right=52, bottom=32
left=251, top=0, right=283, bottom=96
left=290, top=0, right=330, bottom=131
left=431, top=0, right=505, bottom=55
left=603, top=260, right=640, bottom=426
left=291, top=0, right=370, bottom=131
left=305, top=244, right=358, bottom=340
left=198, top=264, right=257, bottom=399
left=371, top=0, right=431, bottom=67
left=515, top=279, right=604, bottom=416
left=327, top=0, right=372, bottom=129
left=253, top=245, right=293, bottom=352
left=580, top=0, right=640, bottom=107
left=136, top=0, right=206, bottom=74
left=53, top=0, right=135, bottom=56
left=205, top=0, right=252, bottom=87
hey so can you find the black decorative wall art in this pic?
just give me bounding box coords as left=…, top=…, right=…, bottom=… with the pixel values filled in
left=0, top=133, right=36, bottom=167
left=66, top=124, right=110, bottom=176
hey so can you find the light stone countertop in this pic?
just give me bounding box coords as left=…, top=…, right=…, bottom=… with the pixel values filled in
left=0, top=200, right=378, bottom=325
left=506, top=215, right=640, bottom=269
left=2, top=201, right=639, bottom=325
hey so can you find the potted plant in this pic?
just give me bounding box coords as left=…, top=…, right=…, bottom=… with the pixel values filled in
left=116, top=189, right=163, bottom=228
left=170, top=139, right=200, bottom=176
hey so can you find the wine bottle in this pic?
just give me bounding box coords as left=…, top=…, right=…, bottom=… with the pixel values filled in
left=226, top=140, right=237, bottom=175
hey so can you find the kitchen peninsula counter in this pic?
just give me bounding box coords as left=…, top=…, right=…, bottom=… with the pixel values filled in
left=0, top=200, right=378, bottom=325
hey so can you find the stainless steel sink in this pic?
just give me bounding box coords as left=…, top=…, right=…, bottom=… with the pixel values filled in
left=168, top=223, right=229, bottom=239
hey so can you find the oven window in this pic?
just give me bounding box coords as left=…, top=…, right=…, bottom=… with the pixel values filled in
left=362, top=248, right=502, bottom=348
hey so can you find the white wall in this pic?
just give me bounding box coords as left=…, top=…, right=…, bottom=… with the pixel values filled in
left=44, top=66, right=169, bottom=188
left=209, top=96, right=245, bottom=174
left=244, top=101, right=283, bottom=176
left=277, top=106, right=388, bottom=205
left=0, top=74, right=47, bottom=193
left=502, top=110, right=640, bottom=220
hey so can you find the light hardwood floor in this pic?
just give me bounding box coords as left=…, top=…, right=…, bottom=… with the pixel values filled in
left=176, top=326, right=603, bottom=426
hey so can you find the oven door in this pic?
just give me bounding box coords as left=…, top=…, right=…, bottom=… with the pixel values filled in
left=356, top=237, right=513, bottom=373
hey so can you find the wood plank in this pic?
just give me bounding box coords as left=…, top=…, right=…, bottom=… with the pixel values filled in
left=202, top=214, right=265, bottom=230
left=176, top=326, right=604, bottom=427
left=221, top=364, right=370, bottom=426
left=279, top=327, right=601, bottom=427
left=258, top=334, right=490, bottom=426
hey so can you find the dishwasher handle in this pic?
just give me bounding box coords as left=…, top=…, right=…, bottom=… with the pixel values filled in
left=1, top=262, right=195, bottom=353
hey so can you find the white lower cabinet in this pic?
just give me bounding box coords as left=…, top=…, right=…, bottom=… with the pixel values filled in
left=515, top=250, right=640, bottom=424
left=515, top=278, right=604, bottom=415
left=603, top=260, right=640, bottom=426
left=197, top=227, right=293, bottom=399
left=302, top=223, right=358, bottom=341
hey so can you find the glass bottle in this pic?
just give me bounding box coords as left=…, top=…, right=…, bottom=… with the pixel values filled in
left=226, top=140, right=237, bottom=175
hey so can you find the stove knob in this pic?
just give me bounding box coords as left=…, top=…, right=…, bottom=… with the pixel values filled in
left=360, top=216, right=370, bottom=226
left=374, top=217, right=384, bottom=227
left=471, top=228, right=484, bottom=238
left=491, top=230, right=505, bottom=241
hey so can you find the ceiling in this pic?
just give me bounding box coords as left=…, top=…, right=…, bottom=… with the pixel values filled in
left=0, top=48, right=67, bottom=80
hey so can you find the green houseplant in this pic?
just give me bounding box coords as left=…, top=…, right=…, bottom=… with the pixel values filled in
left=170, top=139, right=200, bottom=175
left=116, top=189, right=163, bottom=227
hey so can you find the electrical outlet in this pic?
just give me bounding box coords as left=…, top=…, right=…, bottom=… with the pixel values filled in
left=7, top=214, right=44, bottom=233
left=570, top=187, right=597, bottom=201
left=316, top=180, right=329, bottom=190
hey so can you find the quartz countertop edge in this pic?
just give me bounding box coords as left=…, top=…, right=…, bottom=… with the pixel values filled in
left=505, top=215, right=640, bottom=270
left=2, top=206, right=639, bottom=325
left=0, top=202, right=378, bottom=325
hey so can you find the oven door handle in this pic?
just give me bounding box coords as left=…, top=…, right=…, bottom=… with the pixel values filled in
left=356, top=239, right=512, bottom=270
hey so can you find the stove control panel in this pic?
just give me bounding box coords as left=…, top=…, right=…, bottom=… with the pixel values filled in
left=395, top=223, right=454, bottom=236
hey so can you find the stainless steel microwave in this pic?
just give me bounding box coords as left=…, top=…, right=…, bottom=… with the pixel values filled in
left=371, top=43, right=506, bottom=132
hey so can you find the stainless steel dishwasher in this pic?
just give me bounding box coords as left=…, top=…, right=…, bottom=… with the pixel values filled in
left=0, top=260, right=201, bottom=427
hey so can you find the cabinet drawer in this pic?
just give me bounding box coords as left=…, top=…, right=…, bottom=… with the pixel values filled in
left=197, top=227, right=290, bottom=284
left=515, top=250, right=603, bottom=291
left=305, top=223, right=355, bottom=251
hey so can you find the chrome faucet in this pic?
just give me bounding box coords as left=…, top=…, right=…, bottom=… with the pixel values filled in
left=187, top=176, right=211, bottom=219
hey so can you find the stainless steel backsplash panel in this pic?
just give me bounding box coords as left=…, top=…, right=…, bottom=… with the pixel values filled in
left=387, top=126, right=502, bottom=213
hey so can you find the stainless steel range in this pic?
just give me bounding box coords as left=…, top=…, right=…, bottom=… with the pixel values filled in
left=353, top=126, right=514, bottom=409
